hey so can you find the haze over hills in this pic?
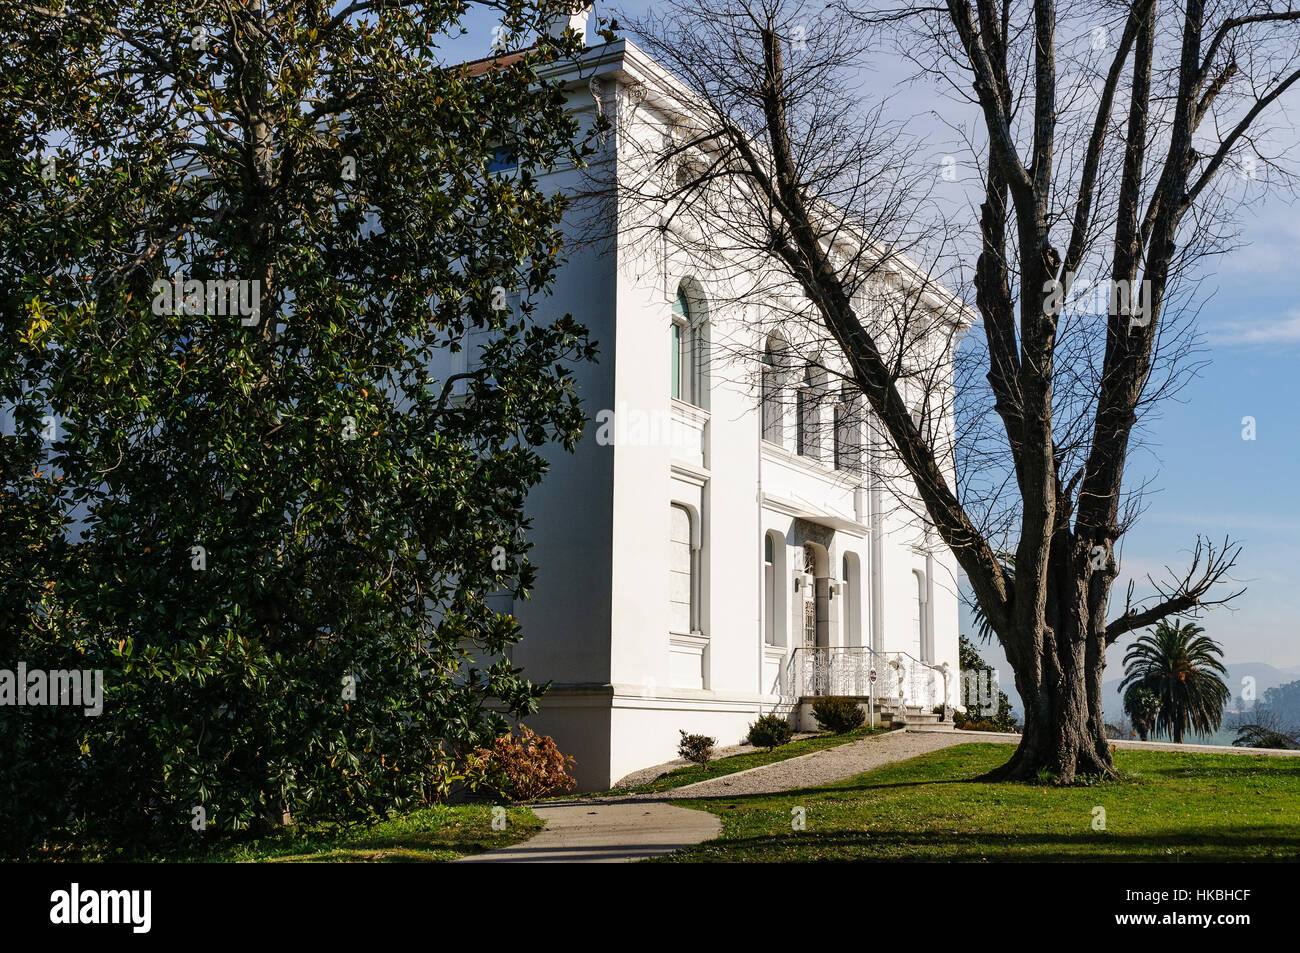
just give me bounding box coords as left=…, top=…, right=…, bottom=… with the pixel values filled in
left=983, top=657, right=1300, bottom=746
left=1100, top=661, right=1300, bottom=725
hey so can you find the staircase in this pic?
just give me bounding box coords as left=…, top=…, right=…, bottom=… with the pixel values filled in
left=795, top=697, right=956, bottom=732
left=876, top=700, right=954, bottom=732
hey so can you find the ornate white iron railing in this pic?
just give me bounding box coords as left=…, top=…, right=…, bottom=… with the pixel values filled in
left=786, top=646, right=950, bottom=711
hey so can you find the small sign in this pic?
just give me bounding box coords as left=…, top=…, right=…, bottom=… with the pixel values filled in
left=869, top=670, right=876, bottom=682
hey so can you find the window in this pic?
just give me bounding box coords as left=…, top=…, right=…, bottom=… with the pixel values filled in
left=761, top=337, right=783, bottom=443
left=764, top=534, right=776, bottom=646
left=763, top=530, right=785, bottom=648
left=796, top=367, right=819, bottom=459
left=450, top=292, right=514, bottom=398
left=670, top=287, right=705, bottom=406
left=834, top=390, right=862, bottom=473
left=670, top=320, right=683, bottom=399
left=670, top=504, right=698, bottom=634
left=488, top=144, right=517, bottom=174
left=842, top=553, right=862, bottom=647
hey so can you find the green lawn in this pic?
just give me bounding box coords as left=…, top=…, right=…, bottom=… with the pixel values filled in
left=212, top=804, right=543, bottom=862
left=22, top=804, right=543, bottom=863
left=659, top=743, right=1300, bottom=861
left=576, top=727, right=884, bottom=797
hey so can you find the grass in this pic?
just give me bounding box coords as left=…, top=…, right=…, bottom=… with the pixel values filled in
left=658, top=743, right=1300, bottom=861
left=574, top=727, right=885, bottom=797
left=21, top=804, right=544, bottom=863
left=210, top=804, right=544, bottom=862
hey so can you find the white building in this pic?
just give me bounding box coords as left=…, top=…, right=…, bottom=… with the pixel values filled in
left=459, top=18, right=971, bottom=791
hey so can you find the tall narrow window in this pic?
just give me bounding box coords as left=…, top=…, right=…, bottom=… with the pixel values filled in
left=834, top=389, right=862, bottom=473
left=670, top=320, right=683, bottom=400
left=833, top=404, right=847, bottom=470
left=842, top=553, right=862, bottom=647
left=796, top=367, right=819, bottom=459
left=670, top=287, right=705, bottom=406
left=761, top=337, right=783, bottom=443
left=670, top=504, right=697, bottom=634
left=763, top=534, right=776, bottom=646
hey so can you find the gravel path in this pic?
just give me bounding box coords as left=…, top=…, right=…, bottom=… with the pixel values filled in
left=644, top=728, right=972, bottom=800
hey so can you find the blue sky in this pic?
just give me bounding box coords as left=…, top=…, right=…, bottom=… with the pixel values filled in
left=439, top=4, right=1300, bottom=682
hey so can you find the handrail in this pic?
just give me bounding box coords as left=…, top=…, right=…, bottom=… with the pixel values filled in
left=786, top=645, right=952, bottom=717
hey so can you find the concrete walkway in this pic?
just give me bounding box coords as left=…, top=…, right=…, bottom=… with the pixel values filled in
left=456, top=798, right=721, bottom=863
left=649, top=728, right=967, bottom=800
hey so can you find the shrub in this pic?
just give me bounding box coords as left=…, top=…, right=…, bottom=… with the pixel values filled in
left=678, top=731, right=717, bottom=769
left=959, top=718, right=1000, bottom=732
left=463, top=727, right=578, bottom=803
left=811, top=696, right=865, bottom=734
left=747, top=713, right=794, bottom=751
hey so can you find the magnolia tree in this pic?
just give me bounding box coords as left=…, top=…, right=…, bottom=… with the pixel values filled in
left=0, top=0, right=600, bottom=850
left=611, top=0, right=1297, bottom=781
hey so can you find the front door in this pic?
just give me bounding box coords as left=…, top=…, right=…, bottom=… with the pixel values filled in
left=802, top=545, right=818, bottom=648
left=803, top=545, right=826, bottom=694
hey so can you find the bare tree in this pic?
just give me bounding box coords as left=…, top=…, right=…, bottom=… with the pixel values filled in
left=601, top=0, right=1296, bottom=780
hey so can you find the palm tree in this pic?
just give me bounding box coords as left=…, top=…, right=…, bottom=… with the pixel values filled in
left=1120, top=620, right=1230, bottom=743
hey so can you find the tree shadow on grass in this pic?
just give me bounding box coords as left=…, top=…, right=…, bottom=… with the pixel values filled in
left=663, top=825, right=1300, bottom=862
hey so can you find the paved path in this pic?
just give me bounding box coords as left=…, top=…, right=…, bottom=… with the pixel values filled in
left=456, top=799, right=720, bottom=863
left=648, top=728, right=970, bottom=800
left=460, top=729, right=1300, bottom=861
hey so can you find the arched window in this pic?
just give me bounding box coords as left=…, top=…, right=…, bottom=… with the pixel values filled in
left=761, top=336, right=783, bottom=443
left=796, top=366, right=820, bottom=459
left=763, top=530, right=786, bottom=648
left=670, top=503, right=700, bottom=634
left=670, top=287, right=706, bottom=406
left=764, top=534, right=776, bottom=646
left=842, top=553, right=862, bottom=647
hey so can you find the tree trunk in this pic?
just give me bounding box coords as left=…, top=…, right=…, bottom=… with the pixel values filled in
left=984, top=541, right=1117, bottom=784
left=986, top=660, right=1114, bottom=783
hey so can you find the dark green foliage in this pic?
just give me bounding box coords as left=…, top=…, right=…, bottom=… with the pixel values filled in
left=957, top=635, right=1019, bottom=731
left=0, top=0, right=602, bottom=855
left=811, top=695, right=865, bottom=733
left=1231, top=714, right=1300, bottom=750
left=1123, top=683, right=1161, bottom=740
left=677, top=731, right=716, bottom=769
left=747, top=713, right=793, bottom=751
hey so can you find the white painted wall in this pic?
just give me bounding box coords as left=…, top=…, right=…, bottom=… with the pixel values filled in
left=451, top=41, right=963, bottom=790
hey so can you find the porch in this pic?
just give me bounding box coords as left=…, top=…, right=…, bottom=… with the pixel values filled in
left=783, top=646, right=953, bottom=730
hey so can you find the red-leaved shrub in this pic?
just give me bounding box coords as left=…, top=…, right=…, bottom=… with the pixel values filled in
left=464, top=727, right=578, bottom=802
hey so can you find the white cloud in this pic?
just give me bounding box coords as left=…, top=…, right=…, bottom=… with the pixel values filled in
left=1205, top=308, right=1300, bottom=347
